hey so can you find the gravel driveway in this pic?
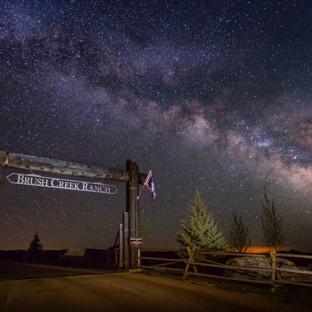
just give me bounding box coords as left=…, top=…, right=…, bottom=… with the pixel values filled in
left=0, top=263, right=311, bottom=312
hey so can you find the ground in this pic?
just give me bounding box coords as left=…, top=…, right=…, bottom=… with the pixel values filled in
left=0, top=263, right=311, bottom=312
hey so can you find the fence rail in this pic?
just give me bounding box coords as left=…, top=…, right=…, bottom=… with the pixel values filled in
left=137, top=247, right=312, bottom=290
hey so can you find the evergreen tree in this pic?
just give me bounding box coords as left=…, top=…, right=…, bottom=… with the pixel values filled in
left=228, top=210, right=252, bottom=253
left=261, top=187, right=286, bottom=251
left=27, top=232, right=43, bottom=262
left=177, top=189, right=227, bottom=251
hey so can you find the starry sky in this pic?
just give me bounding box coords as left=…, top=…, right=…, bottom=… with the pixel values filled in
left=1, top=0, right=312, bottom=252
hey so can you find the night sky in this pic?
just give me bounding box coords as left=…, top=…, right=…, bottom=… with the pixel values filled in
left=1, top=1, right=312, bottom=252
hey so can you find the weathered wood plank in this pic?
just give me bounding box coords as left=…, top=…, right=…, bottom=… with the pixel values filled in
left=0, top=151, right=147, bottom=183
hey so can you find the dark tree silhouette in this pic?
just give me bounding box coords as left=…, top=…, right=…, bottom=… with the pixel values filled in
left=27, top=232, right=43, bottom=262
left=261, top=187, right=286, bottom=251
left=228, top=210, right=252, bottom=253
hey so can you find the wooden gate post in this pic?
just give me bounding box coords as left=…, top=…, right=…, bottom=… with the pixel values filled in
left=119, top=223, right=124, bottom=270
left=123, top=213, right=129, bottom=270
left=126, top=159, right=139, bottom=270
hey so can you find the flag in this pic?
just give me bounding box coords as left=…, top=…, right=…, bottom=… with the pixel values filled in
left=144, top=170, right=156, bottom=201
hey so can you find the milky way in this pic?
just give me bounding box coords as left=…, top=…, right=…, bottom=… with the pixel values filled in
left=1, top=1, right=312, bottom=252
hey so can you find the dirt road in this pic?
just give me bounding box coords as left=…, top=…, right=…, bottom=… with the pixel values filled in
left=0, top=264, right=311, bottom=312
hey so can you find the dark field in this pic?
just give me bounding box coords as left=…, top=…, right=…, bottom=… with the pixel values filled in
left=0, top=261, right=109, bottom=280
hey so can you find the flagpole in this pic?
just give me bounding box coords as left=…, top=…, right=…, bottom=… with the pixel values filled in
left=137, top=184, right=145, bottom=199
left=137, top=170, right=151, bottom=199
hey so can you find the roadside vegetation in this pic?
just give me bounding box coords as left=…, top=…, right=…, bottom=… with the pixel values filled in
left=177, top=186, right=287, bottom=253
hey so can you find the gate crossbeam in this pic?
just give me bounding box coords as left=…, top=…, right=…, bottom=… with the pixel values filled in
left=0, top=151, right=147, bottom=184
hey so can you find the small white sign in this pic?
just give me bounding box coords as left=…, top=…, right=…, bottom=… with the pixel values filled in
left=6, top=173, right=118, bottom=195
left=130, top=238, right=143, bottom=246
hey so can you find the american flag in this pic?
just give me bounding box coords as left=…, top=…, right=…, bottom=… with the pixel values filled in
left=144, top=170, right=156, bottom=201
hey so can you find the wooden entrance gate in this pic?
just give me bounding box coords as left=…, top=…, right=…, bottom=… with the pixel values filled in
left=0, top=151, right=147, bottom=270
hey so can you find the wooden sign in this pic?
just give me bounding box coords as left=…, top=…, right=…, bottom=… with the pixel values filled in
left=6, top=173, right=118, bottom=194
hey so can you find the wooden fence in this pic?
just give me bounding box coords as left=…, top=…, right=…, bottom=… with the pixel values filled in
left=137, top=247, right=312, bottom=290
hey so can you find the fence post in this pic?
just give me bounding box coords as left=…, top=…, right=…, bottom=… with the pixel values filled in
left=138, top=248, right=141, bottom=269
left=183, top=246, right=191, bottom=278
left=183, top=246, right=198, bottom=278
left=191, top=247, right=198, bottom=274
left=119, top=223, right=123, bottom=269
left=123, top=212, right=129, bottom=271
left=269, top=249, right=276, bottom=292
